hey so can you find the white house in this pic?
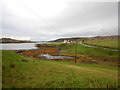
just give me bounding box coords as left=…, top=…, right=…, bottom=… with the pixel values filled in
left=63, top=39, right=71, bottom=44
left=63, top=39, right=68, bottom=43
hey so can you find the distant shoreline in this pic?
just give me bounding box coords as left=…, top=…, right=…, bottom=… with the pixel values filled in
left=0, top=42, right=36, bottom=43
left=0, top=38, right=36, bottom=43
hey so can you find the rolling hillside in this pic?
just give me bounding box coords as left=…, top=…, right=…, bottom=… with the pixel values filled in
left=2, top=50, right=119, bottom=88
left=49, top=37, right=87, bottom=42
left=84, top=35, right=119, bottom=49
left=0, top=38, right=35, bottom=43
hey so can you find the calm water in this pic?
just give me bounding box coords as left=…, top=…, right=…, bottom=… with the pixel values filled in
left=39, top=54, right=74, bottom=59
left=0, top=43, right=38, bottom=50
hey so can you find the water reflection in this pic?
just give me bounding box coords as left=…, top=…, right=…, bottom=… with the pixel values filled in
left=39, top=54, right=74, bottom=59
left=0, top=43, right=37, bottom=50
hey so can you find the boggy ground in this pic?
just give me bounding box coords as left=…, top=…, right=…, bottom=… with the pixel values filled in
left=19, top=43, right=119, bottom=67
left=20, top=45, right=61, bottom=58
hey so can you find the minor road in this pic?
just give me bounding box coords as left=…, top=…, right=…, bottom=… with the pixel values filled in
left=79, top=41, right=119, bottom=52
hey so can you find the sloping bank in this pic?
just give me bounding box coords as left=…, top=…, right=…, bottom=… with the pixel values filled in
left=2, top=50, right=119, bottom=88
left=79, top=41, right=119, bottom=52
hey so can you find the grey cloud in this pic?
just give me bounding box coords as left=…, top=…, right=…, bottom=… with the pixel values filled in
left=2, top=1, right=118, bottom=41
left=50, top=2, right=117, bottom=28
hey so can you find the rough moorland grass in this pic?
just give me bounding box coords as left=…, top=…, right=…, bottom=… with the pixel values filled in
left=2, top=50, right=119, bottom=88
left=85, top=39, right=119, bottom=50
left=59, top=43, right=119, bottom=58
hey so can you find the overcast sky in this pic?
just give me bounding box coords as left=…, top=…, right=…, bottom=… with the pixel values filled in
left=1, top=0, right=119, bottom=41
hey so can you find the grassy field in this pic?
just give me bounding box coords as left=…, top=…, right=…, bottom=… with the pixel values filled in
left=58, top=43, right=119, bottom=58
left=36, top=43, right=119, bottom=67
left=38, top=43, right=119, bottom=58
left=2, top=50, right=119, bottom=88
left=85, top=39, right=119, bottom=50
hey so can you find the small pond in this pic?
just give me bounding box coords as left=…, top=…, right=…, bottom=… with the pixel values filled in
left=39, top=54, right=74, bottom=60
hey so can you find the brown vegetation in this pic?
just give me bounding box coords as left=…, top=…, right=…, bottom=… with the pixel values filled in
left=19, top=44, right=119, bottom=67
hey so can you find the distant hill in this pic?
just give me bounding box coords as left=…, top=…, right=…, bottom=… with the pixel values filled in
left=49, top=37, right=88, bottom=42
left=89, top=35, right=119, bottom=40
left=49, top=35, right=119, bottom=43
left=0, top=38, right=36, bottom=43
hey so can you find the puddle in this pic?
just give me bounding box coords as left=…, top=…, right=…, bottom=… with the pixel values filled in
left=39, top=54, right=74, bottom=60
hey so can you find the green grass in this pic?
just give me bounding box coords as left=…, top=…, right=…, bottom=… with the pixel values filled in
left=59, top=43, right=119, bottom=58
left=40, top=43, right=119, bottom=57
left=2, top=50, right=119, bottom=88
left=85, top=39, right=119, bottom=50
